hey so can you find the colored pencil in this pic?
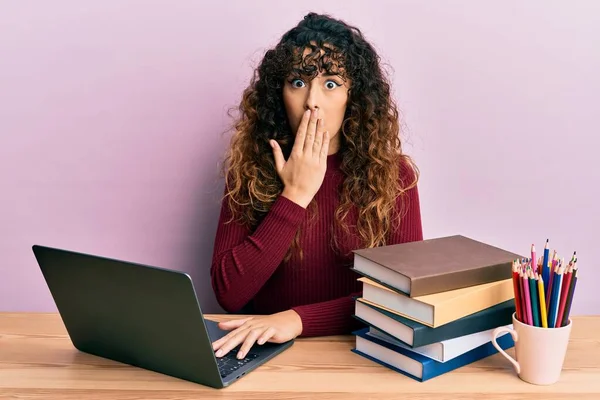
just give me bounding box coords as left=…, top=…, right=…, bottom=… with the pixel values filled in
left=561, top=267, right=578, bottom=327
left=547, top=263, right=558, bottom=325
left=512, top=261, right=523, bottom=322
left=531, top=244, right=536, bottom=275
left=538, top=275, right=548, bottom=328
left=542, top=240, right=550, bottom=285
left=548, top=250, right=557, bottom=290
left=519, top=269, right=528, bottom=324
left=518, top=267, right=526, bottom=322
left=546, top=255, right=558, bottom=313
left=528, top=270, right=540, bottom=327
left=549, top=266, right=564, bottom=328
left=556, top=264, right=573, bottom=328
left=523, top=269, right=533, bottom=325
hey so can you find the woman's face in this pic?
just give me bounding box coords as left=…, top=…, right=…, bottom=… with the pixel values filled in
left=282, top=45, right=351, bottom=155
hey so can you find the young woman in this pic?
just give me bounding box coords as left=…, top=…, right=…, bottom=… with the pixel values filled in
left=210, top=12, right=423, bottom=359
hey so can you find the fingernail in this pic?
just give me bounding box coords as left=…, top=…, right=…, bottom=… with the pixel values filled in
left=216, top=349, right=223, bottom=357
left=269, top=140, right=274, bottom=148
left=258, top=338, right=264, bottom=345
left=237, top=352, right=243, bottom=359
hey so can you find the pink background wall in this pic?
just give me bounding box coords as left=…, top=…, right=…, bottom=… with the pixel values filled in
left=1, top=1, right=598, bottom=315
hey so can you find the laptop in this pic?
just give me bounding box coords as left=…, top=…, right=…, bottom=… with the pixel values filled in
left=31, top=244, right=294, bottom=389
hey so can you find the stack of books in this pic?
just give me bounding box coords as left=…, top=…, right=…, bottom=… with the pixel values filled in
left=350, top=234, right=522, bottom=381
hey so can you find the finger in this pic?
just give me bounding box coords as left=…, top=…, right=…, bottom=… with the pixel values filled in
left=212, top=322, right=252, bottom=351
left=218, top=317, right=252, bottom=331
left=270, top=140, right=285, bottom=173
left=213, top=328, right=241, bottom=351
left=257, top=327, right=277, bottom=345
left=215, top=327, right=253, bottom=358
left=320, top=131, right=330, bottom=161
left=312, top=120, right=323, bottom=157
left=237, top=327, right=266, bottom=359
left=212, top=328, right=239, bottom=351
left=303, top=109, right=319, bottom=154
left=292, top=109, right=311, bottom=155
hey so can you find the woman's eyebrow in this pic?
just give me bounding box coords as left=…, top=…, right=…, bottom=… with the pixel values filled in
left=318, top=71, right=344, bottom=78
left=286, top=72, right=344, bottom=80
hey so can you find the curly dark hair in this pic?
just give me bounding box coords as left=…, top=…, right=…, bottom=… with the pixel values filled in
left=220, top=12, right=419, bottom=261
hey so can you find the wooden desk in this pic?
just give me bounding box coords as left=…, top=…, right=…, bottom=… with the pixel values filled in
left=1, top=313, right=599, bottom=399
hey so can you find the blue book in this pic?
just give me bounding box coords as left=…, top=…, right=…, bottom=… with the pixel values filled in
left=351, top=327, right=514, bottom=382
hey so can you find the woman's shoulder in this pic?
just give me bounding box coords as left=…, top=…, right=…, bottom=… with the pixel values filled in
left=397, top=154, right=419, bottom=189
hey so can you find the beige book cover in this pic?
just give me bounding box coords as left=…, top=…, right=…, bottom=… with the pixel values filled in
left=358, top=277, right=514, bottom=328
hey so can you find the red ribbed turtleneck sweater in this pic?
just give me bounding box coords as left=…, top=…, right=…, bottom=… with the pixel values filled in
left=210, top=151, right=423, bottom=337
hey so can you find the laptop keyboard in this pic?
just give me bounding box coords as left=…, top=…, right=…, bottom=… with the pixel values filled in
left=216, top=351, right=259, bottom=378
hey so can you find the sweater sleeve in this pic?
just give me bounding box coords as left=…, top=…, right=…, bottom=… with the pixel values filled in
left=210, top=190, right=307, bottom=312
left=291, top=164, right=424, bottom=337
left=291, top=291, right=365, bottom=337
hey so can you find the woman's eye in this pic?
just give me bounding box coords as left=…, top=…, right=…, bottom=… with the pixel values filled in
left=290, top=79, right=305, bottom=88
left=288, top=78, right=340, bottom=90
left=325, top=80, right=341, bottom=90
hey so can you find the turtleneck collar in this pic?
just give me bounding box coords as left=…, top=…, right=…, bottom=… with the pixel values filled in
left=326, top=150, right=343, bottom=171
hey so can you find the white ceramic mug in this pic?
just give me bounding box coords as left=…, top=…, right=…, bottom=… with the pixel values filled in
left=491, top=312, right=572, bottom=385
